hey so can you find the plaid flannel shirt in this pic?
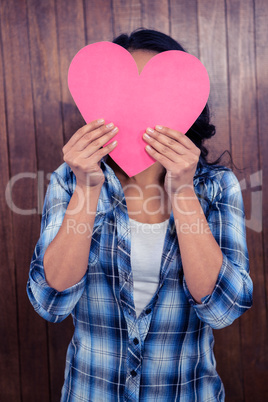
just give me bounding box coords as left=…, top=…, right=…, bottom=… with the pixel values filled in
left=27, top=158, right=253, bottom=401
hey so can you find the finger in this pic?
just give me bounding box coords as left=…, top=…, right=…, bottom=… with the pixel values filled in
left=63, top=118, right=106, bottom=153
left=153, top=125, right=195, bottom=150
left=145, top=145, right=174, bottom=171
left=90, top=139, right=118, bottom=164
left=76, top=123, right=118, bottom=152
left=79, top=126, right=118, bottom=158
left=144, top=130, right=187, bottom=155
left=143, top=133, right=181, bottom=163
left=72, top=122, right=117, bottom=153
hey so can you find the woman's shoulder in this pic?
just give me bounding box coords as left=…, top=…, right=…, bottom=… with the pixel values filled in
left=195, top=161, right=242, bottom=200
left=195, top=160, right=236, bottom=182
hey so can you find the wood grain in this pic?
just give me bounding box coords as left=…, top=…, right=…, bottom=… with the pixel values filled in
left=0, top=0, right=50, bottom=400
left=141, top=0, right=170, bottom=34
left=0, top=0, right=267, bottom=400
left=27, top=0, right=64, bottom=174
left=25, top=0, right=71, bottom=399
left=169, top=0, right=199, bottom=57
left=112, top=0, right=142, bottom=36
left=56, top=0, right=86, bottom=145
left=197, top=1, right=244, bottom=399
left=251, top=0, right=268, bottom=398
left=255, top=0, right=268, bottom=312
left=226, top=0, right=267, bottom=400
left=0, top=13, right=21, bottom=401
left=197, top=0, right=230, bottom=164
left=85, top=0, right=114, bottom=42
left=50, top=0, right=86, bottom=399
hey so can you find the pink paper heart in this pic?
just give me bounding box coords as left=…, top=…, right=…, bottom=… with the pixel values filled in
left=68, top=42, right=210, bottom=177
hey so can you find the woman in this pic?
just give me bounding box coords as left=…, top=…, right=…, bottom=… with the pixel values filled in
left=27, top=29, right=253, bottom=401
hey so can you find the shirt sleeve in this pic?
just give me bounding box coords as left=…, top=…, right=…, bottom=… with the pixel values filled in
left=26, top=168, right=88, bottom=323
left=183, top=169, right=253, bottom=329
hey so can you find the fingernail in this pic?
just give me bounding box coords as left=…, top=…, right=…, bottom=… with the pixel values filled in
left=97, top=119, right=105, bottom=124
left=146, top=127, right=154, bottom=134
left=155, top=125, right=163, bottom=130
left=110, top=126, right=118, bottom=133
left=144, top=133, right=150, bottom=139
left=106, top=122, right=114, bottom=128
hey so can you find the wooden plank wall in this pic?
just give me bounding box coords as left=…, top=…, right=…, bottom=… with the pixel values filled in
left=0, top=0, right=267, bottom=400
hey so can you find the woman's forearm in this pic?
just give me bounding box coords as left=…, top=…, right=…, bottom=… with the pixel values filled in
left=171, top=187, right=223, bottom=303
left=43, top=184, right=103, bottom=292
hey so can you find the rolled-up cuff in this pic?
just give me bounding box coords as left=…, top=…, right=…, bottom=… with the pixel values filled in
left=183, top=252, right=250, bottom=329
left=27, top=264, right=88, bottom=319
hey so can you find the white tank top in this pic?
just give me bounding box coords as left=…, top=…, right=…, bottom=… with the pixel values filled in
left=129, top=217, right=170, bottom=318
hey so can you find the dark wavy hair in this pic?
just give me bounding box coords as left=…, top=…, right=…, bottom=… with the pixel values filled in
left=112, top=28, right=239, bottom=174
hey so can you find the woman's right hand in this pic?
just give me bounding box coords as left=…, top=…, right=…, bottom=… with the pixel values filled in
left=62, top=119, right=118, bottom=188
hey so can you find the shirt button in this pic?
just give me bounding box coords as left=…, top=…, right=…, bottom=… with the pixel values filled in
left=133, top=337, right=139, bottom=345
left=145, top=308, right=152, bottom=315
left=130, top=370, right=137, bottom=377
left=128, top=308, right=132, bottom=315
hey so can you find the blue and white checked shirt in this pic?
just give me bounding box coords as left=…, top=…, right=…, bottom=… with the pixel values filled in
left=27, top=157, right=253, bottom=401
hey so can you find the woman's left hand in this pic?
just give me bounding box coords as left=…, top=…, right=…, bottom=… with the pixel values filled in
left=143, top=125, right=201, bottom=198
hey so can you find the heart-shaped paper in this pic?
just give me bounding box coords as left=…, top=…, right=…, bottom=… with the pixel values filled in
left=68, top=42, right=210, bottom=177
